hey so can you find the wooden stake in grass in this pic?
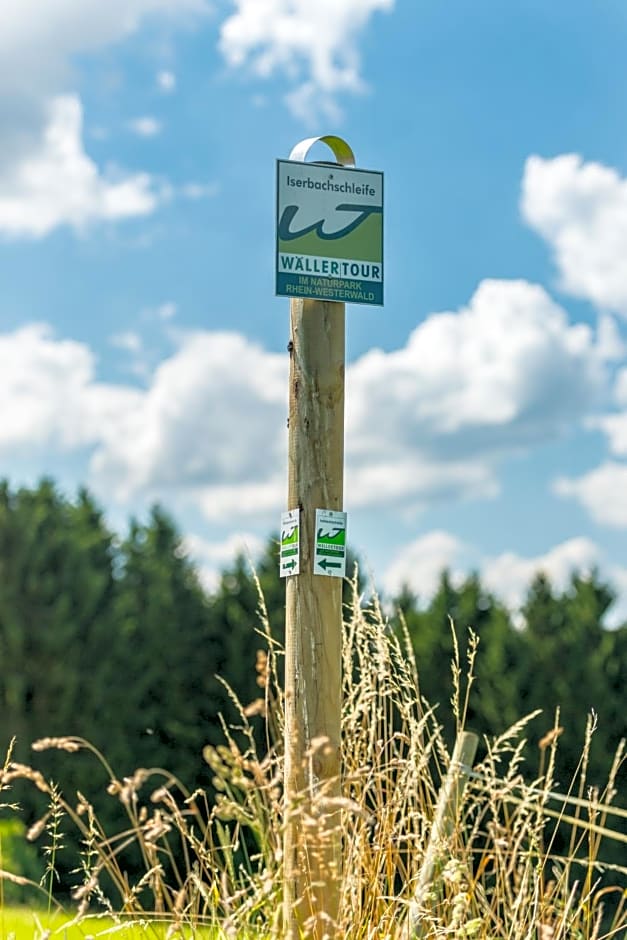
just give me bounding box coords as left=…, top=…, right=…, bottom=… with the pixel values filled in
left=283, top=296, right=345, bottom=939
left=408, top=730, right=479, bottom=938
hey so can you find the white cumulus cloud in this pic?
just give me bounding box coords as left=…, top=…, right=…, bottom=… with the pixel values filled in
left=554, top=461, right=627, bottom=528
left=483, top=537, right=627, bottom=628
left=0, top=276, right=617, bottom=526
left=346, top=279, right=610, bottom=511
left=522, top=154, right=627, bottom=316
left=183, top=531, right=265, bottom=592
left=384, top=533, right=627, bottom=627
left=0, top=96, right=161, bottom=238
left=482, top=537, right=601, bottom=610
left=0, top=323, right=140, bottom=453
left=194, top=478, right=285, bottom=523
left=586, top=366, right=627, bottom=457
left=0, top=1, right=206, bottom=109
left=539, top=297, right=627, bottom=533
left=219, top=0, right=394, bottom=121
left=0, top=323, right=287, bottom=521
left=383, top=530, right=467, bottom=599
left=593, top=413, right=627, bottom=458
left=0, top=0, right=208, bottom=237
left=89, top=331, right=288, bottom=504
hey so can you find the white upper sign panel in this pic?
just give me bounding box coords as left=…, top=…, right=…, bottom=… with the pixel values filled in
left=276, top=160, right=384, bottom=306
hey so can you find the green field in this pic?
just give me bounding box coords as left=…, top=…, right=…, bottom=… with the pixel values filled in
left=0, top=908, right=217, bottom=939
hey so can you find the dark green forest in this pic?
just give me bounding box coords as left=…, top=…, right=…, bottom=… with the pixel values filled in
left=1, top=480, right=625, bottom=886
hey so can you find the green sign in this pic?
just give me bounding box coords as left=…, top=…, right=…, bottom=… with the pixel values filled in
left=276, top=160, right=383, bottom=306
left=280, top=509, right=300, bottom=578
left=314, top=509, right=347, bottom=578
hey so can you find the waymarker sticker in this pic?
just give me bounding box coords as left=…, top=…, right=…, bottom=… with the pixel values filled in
left=313, top=509, right=347, bottom=578
left=280, top=509, right=300, bottom=577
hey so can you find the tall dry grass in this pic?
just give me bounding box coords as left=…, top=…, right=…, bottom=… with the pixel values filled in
left=1, top=572, right=625, bottom=938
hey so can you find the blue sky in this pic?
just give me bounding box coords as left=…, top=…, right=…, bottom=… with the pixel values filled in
left=2, top=0, right=627, bottom=623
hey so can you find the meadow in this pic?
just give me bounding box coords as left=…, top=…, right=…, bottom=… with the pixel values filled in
left=1, top=907, right=214, bottom=939
left=1, top=574, right=626, bottom=938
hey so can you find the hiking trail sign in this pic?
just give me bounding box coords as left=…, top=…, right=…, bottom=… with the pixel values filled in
left=276, top=139, right=383, bottom=306
left=313, top=509, right=347, bottom=578
left=280, top=508, right=300, bottom=578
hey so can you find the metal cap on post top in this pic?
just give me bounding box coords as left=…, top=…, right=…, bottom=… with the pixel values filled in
left=288, top=135, right=356, bottom=167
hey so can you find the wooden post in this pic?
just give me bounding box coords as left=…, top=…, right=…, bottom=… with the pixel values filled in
left=283, top=296, right=345, bottom=939
left=407, top=731, right=479, bottom=938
